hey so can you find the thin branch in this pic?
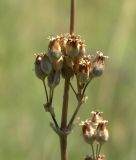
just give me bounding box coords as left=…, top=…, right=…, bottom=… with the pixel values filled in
left=96, top=143, right=99, bottom=159
left=82, top=76, right=93, bottom=96
left=91, top=144, right=95, bottom=160
left=97, top=143, right=102, bottom=159
left=70, top=0, right=76, bottom=35
left=67, top=101, right=82, bottom=129
left=70, top=82, right=77, bottom=96
left=50, top=113, right=59, bottom=128
left=43, top=80, right=49, bottom=102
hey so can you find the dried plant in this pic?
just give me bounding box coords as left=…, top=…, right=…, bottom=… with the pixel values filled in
left=80, top=112, right=109, bottom=160
left=34, top=0, right=109, bottom=160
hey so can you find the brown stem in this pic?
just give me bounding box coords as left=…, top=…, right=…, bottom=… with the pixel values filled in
left=60, top=77, right=70, bottom=160
left=59, top=1, right=76, bottom=159
left=70, top=0, right=75, bottom=35
left=60, top=136, right=67, bottom=160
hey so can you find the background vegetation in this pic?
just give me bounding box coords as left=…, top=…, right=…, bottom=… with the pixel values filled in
left=0, top=0, right=136, bottom=159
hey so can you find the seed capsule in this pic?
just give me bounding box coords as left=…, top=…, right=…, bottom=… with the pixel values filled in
left=34, top=54, right=46, bottom=80
left=73, top=55, right=92, bottom=85
left=91, top=51, right=108, bottom=77
left=66, top=35, right=84, bottom=57
left=41, top=54, right=52, bottom=75
left=48, top=37, right=62, bottom=61
left=81, top=122, right=95, bottom=144
left=96, top=121, right=109, bottom=144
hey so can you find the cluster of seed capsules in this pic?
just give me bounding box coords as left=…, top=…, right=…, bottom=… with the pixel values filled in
left=80, top=111, right=109, bottom=160
left=34, top=34, right=108, bottom=91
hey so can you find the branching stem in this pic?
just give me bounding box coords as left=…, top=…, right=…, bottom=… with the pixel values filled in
left=67, top=101, right=82, bottom=129
left=60, top=77, right=70, bottom=160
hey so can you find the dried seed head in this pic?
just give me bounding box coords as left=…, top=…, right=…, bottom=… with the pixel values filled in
left=91, top=51, right=108, bottom=77
left=48, top=70, right=60, bottom=89
left=96, top=121, right=109, bottom=144
left=73, top=55, right=92, bottom=84
left=48, top=37, right=62, bottom=61
left=66, top=35, right=85, bottom=57
left=41, top=54, right=52, bottom=75
left=34, top=54, right=46, bottom=80
left=81, top=121, right=96, bottom=144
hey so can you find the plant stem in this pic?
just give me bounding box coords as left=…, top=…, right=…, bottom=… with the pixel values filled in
left=67, top=101, right=82, bottom=129
left=59, top=1, right=76, bottom=159
left=50, top=112, right=59, bottom=128
left=97, top=143, right=102, bottom=158
left=43, top=80, right=49, bottom=102
left=70, top=82, right=77, bottom=96
left=82, top=76, right=93, bottom=96
left=70, top=0, right=75, bottom=35
left=91, top=144, right=95, bottom=160
left=60, top=77, right=70, bottom=160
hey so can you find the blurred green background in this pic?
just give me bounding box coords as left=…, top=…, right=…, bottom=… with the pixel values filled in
left=0, top=0, right=136, bottom=159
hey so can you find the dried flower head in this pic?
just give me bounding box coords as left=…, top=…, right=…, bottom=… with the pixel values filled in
left=48, top=37, right=62, bottom=61
left=96, top=121, right=109, bottom=144
left=91, top=51, right=108, bottom=77
left=74, top=55, right=92, bottom=85
left=80, top=120, right=95, bottom=144
left=66, top=35, right=85, bottom=57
